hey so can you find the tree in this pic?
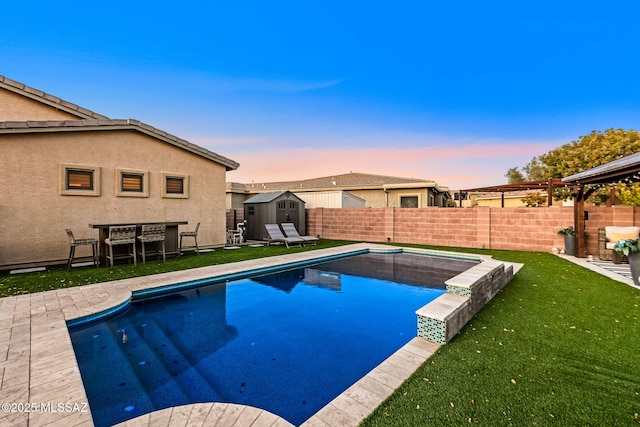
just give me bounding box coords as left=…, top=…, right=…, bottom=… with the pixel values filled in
left=522, top=156, right=547, bottom=181
left=617, top=183, right=640, bottom=206
left=505, top=167, right=525, bottom=183
left=506, top=128, right=640, bottom=204
left=540, top=128, right=640, bottom=178
left=521, top=193, right=547, bottom=207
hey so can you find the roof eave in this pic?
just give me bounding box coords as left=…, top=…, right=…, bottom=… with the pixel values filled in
left=0, top=120, right=239, bottom=171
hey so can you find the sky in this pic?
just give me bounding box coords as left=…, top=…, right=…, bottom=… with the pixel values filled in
left=2, top=1, right=640, bottom=189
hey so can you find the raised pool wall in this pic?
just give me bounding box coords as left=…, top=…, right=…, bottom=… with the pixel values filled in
left=416, top=259, right=513, bottom=344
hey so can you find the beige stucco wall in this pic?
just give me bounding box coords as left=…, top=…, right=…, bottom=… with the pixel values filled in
left=347, top=189, right=434, bottom=208
left=0, top=129, right=228, bottom=267
left=0, top=89, right=81, bottom=121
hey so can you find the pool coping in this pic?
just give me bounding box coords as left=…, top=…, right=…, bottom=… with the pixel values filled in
left=0, top=243, right=511, bottom=427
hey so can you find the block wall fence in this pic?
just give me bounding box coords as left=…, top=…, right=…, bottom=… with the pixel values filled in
left=302, top=206, right=640, bottom=257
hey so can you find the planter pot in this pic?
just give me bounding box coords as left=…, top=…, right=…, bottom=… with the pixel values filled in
left=628, top=252, right=640, bottom=287
left=564, top=235, right=576, bottom=256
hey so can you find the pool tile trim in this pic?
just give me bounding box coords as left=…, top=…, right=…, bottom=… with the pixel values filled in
left=0, top=243, right=502, bottom=427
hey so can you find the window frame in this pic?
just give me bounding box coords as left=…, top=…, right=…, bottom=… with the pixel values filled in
left=115, top=168, right=149, bottom=198
left=162, top=173, right=189, bottom=199
left=59, top=164, right=101, bottom=196
left=399, top=194, right=420, bottom=208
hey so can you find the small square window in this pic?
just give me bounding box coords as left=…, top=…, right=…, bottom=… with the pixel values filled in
left=59, top=164, right=101, bottom=196
left=166, top=177, right=184, bottom=194
left=122, top=174, right=143, bottom=192
left=67, top=169, right=94, bottom=190
left=162, top=173, right=189, bottom=198
left=116, top=169, right=149, bottom=197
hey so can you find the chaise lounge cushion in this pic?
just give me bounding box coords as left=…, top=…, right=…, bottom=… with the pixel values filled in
left=604, top=226, right=640, bottom=249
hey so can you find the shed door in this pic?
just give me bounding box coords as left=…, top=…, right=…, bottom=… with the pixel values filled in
left=276, top=200, right=299, bottom=230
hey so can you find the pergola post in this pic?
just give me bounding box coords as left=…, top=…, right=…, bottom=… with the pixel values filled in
left=573, top=184, right=586, bottom=258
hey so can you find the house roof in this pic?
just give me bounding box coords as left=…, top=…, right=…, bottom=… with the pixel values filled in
left=0, top=75, right=239, bottom=171
left=230, top=172, right=448, bottom=193
left=0, top=75, right=110, bottom=120
left=0, top=119, right=239, bottom=171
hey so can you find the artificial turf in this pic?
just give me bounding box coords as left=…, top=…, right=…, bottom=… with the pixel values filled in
left=360, top=249, right=640, bottom=426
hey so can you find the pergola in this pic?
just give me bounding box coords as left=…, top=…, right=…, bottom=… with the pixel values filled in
left=461, top=178, right=568, bottom=207
left=562, top=152, right=640, bottom=258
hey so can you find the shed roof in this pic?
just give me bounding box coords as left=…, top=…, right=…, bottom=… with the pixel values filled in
left=243, top=191, right=303, bottom=204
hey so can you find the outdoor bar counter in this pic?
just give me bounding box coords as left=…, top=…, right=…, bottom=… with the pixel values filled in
left=90, top=221, right=188, bottom=264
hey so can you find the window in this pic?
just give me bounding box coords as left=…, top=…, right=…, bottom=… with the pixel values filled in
left=59, top=164, right=101, bottom=196
left=162, top=173, right=189, bottom=198
left=166, top=177, right=183, bottom=194
left=400, top=196, right=419, bottom=208
left=116, top=169, right=149, bottom=197
left=122, top=174, right=143, bottom=192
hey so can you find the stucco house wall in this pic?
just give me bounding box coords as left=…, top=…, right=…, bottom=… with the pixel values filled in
left=0, top=75, right=237, bottom=269
left=0, top=129, right=229, bottom=267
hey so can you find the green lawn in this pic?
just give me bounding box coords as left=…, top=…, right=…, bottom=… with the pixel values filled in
left=1, top=242, right=638, bottom=425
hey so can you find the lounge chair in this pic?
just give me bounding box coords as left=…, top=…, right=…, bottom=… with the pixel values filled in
left=264, top=224, right=304, bottom=248
left=281, top=222, right=319, bottom=246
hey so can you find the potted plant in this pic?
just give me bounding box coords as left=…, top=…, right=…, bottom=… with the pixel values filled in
left=614, top=239, right=640, bottom=286
left=557, top=226, right=576, bottom=256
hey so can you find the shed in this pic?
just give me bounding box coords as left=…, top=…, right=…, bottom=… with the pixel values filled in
left=294, top=190, right=365, bottom=208
left=243, top=191, right=306, bottom=241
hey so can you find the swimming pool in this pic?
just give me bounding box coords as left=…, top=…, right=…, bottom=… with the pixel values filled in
left=69, top=251, right=478, bottom=426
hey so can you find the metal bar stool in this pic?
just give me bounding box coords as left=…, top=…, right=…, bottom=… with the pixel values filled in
left=105, top=225, right=137, bottom=267
left=65, top=229, right=99, bottom=271
left=137, top=224, right=166, bottom=264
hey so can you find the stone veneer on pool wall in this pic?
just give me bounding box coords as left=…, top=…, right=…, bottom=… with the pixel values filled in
left=416, top=259, right=514, bottom=344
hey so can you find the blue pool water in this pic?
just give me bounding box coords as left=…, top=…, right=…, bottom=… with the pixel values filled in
left=69, top=252, right=477, bottom=426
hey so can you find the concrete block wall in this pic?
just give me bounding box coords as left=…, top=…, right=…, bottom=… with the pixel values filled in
left=305, top=205, right=640, bottom=256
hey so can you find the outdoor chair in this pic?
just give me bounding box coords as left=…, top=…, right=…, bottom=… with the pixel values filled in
left=281, top=222, right=319, bottom=246
left=105, top=225, right=137, bottom=267
left=179, top=222, right=200, bottom=255
left=65, top=228, right=99, bottom=271
left=137, top=224, right=166, bottom=264
left=264, top=223, right=304, bottom=248
left=598, top=226, right=640, bottom=263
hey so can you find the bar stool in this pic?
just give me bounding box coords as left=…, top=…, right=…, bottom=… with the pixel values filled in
left=137, top=224, right=166, bottom=264
left=65, top=229, right=99, bottom=271
left=179, top=222, right=200, bottom=255
left=105, top=225, right=137, bottom=267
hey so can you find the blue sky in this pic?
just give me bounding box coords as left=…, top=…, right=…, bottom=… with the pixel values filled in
left=3, top=1, right=639, bottom=188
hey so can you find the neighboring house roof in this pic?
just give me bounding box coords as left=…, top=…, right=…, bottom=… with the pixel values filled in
left=0, top=75, right=239, bottom=171
left=0, top=119, right=239, bottom=170
left=229, top=172, right=449, bottom=193
left=243, top=190, right=303, bottom=204
left=0, top=75, right=110, bottom=120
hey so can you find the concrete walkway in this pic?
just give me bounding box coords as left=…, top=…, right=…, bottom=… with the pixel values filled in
left=557, top=254, right=640, bottom=290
